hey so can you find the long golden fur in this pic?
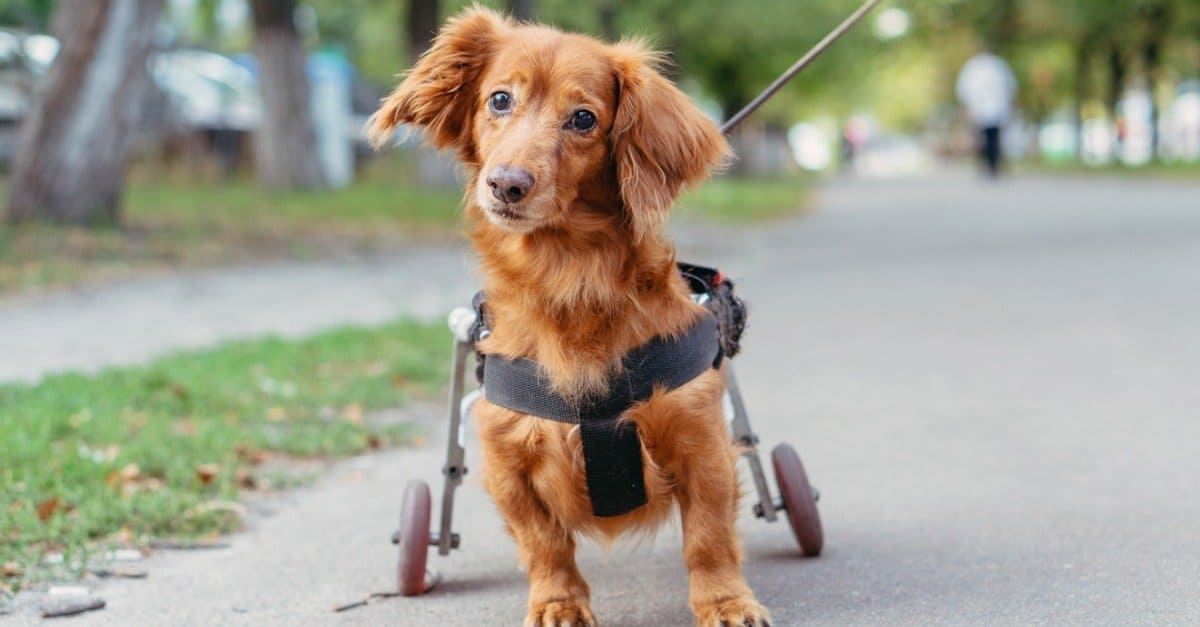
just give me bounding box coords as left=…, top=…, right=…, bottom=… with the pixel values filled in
left=369, top=8, right=769, bottom=626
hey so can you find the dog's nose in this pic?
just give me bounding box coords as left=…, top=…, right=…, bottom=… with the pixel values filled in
left=487, top=166, right=534, bottom=203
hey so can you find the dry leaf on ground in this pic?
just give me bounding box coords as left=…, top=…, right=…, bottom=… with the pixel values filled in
left=195, top=464, right=220, bottom=485
left=35, top=498, right=59, bottom=522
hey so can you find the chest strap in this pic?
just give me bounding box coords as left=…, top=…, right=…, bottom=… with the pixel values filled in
left=482, top=313, right=722, bottom=517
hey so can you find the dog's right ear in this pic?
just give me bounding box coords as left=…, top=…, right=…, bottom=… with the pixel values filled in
left=367, top=8, right=506, bottom=160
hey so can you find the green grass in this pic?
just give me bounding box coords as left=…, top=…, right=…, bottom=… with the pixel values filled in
left=0, top=156, right=465, bottom=297
left=0, top=318, right=448, bottom=593
left=1018, top=159, right=1200, bottom=181
left=0, top=166, right=813, bottom=297
left=678, top=175, right=815, bottom=224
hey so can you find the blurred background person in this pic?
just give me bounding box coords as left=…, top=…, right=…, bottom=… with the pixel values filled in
left=956, top=48, right=1017, bottom=178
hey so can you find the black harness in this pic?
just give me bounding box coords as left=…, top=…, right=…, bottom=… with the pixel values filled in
left=470, top=263, right=746, bottom=517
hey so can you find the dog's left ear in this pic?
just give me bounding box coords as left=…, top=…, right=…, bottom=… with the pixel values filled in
left=609, top=44, right=731, bottom=241
left=367, top=8, right=507, bottom=162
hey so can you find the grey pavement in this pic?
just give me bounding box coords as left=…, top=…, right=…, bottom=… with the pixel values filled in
left=6, top=172, right=1200, bottom=625
left=0, top=245, right=479, bottom=383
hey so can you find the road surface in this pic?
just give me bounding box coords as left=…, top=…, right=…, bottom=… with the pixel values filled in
left=7, top=173, right=1200, bottom=625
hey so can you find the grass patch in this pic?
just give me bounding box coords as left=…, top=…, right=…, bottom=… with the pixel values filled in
left=1018, top=159, right=1200, bottom=181
left=0, top=156, right=464, bottom=297
left=0, top=318, right=448, bottom=592
left=0, top=165, right=814, bottom=298
left=677, top=175, right=815, bottom=224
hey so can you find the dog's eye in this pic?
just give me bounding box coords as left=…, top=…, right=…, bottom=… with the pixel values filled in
left=489, top=91, right=512, bottom=114
left=568, top=110, right=596, bottom=132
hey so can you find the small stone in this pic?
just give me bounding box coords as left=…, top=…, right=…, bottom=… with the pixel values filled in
left=40, top=596, right=105, bottom=619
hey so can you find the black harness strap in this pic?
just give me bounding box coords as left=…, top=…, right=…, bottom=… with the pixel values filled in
left=483, top=313, right=721, bottom=517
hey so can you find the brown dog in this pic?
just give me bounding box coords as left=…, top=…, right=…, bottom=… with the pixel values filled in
left=369, top=8, right=769, bottom=626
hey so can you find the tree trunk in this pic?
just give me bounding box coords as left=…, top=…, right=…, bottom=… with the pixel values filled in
left=250, top=0, right=326, bottom=189
left=1143, top=39, right=1160, bottom=160
left=598, top=2, right=618, bottom=41
left=1106, top=45, right=1125, bottom=123
left=5, top=0, right=163, bottom=225
left=989, top=0, right=1018, bottom=53
left=406, top=0, right=439, bottom=64
left=1140, top=3, right=1170, bottom=161
left=507, top=0, right=533, bottom=21
left=1073, top=41, right=1090, bottom=159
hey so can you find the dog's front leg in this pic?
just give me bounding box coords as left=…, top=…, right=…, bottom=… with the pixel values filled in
left=508, top=515, right=594, bottom=627
left=495, top=490, right=594, bottom=626
left=677, top=445, right=772, bottom=627
left=479, top=430, right=596, bottom=625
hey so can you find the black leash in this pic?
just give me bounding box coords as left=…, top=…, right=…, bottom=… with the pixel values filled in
left=719, top=0, right=884, bottom=136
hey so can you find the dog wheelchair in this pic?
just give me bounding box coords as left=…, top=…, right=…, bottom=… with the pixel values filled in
left=392, top=288, right=824, bottom=596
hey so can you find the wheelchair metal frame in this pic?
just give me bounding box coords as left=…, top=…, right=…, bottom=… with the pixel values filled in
left=427, top=308, right=783, bottom=558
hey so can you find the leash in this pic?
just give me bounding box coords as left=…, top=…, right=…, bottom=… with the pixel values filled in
left=719, top=0, right=884, bottom=136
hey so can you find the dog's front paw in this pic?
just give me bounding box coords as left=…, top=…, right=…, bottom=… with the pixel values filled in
left=524, top=599, right=598, bottom=627
left=695, top=597, right=772, bottom=627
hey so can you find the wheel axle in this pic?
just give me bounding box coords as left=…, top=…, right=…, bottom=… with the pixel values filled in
left=428, top=532, right=460, bottom=549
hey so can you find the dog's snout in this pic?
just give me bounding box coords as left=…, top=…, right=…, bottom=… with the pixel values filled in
left=487, top=166, right=534, bottom=203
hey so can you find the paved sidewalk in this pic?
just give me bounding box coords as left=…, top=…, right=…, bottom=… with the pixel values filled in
left=0, top=245, right=479, bottom=383
left=5, top=172, right=1200, bottom=625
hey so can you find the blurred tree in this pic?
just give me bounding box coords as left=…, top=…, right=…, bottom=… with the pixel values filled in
left=6, top=0, right=163, bottom=225
left=0, top=0, right=54, bottom=31
left=407, top=0, right=438, bottom=63
left=250, top=0, right=326, bottom=188
left=507, top=0, right=532, bottom=21
left=1137, top=0, right=1173, bottom=158
left=193, top=0, right=221, bottom=43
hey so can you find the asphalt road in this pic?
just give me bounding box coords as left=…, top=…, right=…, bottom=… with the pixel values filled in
left=11, top=172, right=1200, bottom=625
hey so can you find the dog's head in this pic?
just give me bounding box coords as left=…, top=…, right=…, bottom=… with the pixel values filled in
left=368, top=7, right=729, bottom=240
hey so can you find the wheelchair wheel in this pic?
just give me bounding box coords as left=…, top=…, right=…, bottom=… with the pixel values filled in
left=771, top=443, right=823, bottom=557
left=398, top=480, right=433, bottom=595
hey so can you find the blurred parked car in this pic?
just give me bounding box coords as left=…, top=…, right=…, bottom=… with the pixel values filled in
left=0, top=32, right=376, bottom=177
left=152, top=49, right=262, bottom=133
left=0, top=28, right=57, bottom=166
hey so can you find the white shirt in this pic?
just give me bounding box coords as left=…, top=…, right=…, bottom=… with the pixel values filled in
left=956, top=53, right=1017, bottom=127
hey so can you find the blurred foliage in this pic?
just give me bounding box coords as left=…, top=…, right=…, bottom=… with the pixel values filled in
left=0, top=0, right=51, bottom=31
left=2, top=0, right=1197, bottom=131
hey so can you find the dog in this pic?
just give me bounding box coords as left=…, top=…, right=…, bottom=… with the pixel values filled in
left=369, top=8, right=769, bottom=626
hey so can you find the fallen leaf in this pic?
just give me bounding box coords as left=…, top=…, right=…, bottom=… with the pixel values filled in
left=235, top=467, right=257, bottom=489
left=265, top=407, right=287, bottom=422
left=35, top=498, right=59, bottom=522
left=106, top=464, right=146, bottom=498
left=366, top=434, right=383, bottom=450
left=2, top=561, right=21, bottom=577
left=170, top=383, right=189, bottom=400
left=122, top=463, right=141, bottom=481
left=340, top=403, right=364, bottom=425
left=195, top=464, right=220, bottom=485
left=235, top=445, right=270, bottom=465
left=110, top=527, right=134, bottom=545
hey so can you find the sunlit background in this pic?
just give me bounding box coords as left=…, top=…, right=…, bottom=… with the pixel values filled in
left=0, top=0, right=1196, bottom=199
